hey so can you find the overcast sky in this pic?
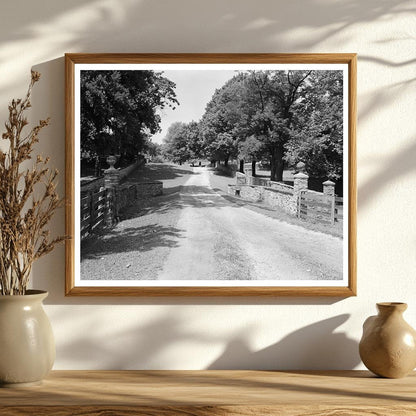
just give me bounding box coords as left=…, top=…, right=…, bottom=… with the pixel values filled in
left=151, top=70, right=236, bottom=144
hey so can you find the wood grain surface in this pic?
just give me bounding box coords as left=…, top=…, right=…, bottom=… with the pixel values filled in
left=65, top=53, right=356, bottom=64
left=0, top=370, right=415, bottom=415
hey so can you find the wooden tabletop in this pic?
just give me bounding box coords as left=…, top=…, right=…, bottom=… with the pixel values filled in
left=1, top=370, right=415, bottom=415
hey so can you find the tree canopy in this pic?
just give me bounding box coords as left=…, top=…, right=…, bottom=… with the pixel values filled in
left=195, top=69, right=343, bottom=181
left=161, top=69, right=343, bottom=182
left=81, top=70, right=177, bottom=164
left=161, top=120, right=203, bottom=164
left=161, top=122, right=191, bottom=164
left=286, top=70, right=344, bottom=179
left=198, top=74, right=248, bottom=165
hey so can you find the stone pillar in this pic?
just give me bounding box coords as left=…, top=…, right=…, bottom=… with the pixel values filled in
left=104, top=155, right=120, bottom=226
left=244, top=162, right=252, bottom=177
left=243, top=163, right=252, bottom=185
left=293, top=172, right=309, bottom=195
left=103, top=155, right=120, bottom=189
left=236, top=172, right=246, bottom=185
left=296, top=161, right=306, bottom=174
left=323, top=180, right=336, bottom=224
left=293, top=172, right=309, bottom=216
left=323, top=180, right=336, bottom=197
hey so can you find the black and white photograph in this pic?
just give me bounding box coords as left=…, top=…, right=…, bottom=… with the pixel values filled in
left=66, top=54, right=356, bottom=296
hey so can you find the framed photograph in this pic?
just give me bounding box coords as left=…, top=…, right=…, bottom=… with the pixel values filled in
left=65, top=53, right=356, bottom=296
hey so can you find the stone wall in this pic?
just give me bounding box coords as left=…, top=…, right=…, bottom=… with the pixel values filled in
left=228, top=172, right=340, bottom=223
left=239, top=185, right=264, bottom=202
left=263, top=187, right=296, bottom=215
left=249, top=176, right=271, bottom=187
left=116, top=182, right=163, bottom=213
left=115, top=185, right=135, bottom=213
left=81, top=159, right=145, bottom=194
left=80, top=177, right=104, bottom=193
left=229, top=171, right=315, bottom=217
left=228, top=184, right=296, bottom=215
left=269, top=181, right=294, bottom=194
left=119, top=158, right=145, bottom=181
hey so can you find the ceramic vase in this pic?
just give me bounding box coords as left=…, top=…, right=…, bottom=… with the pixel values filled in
left=0, top=290, right=55, bottom=387
left=359, top=302, right=416, bottom=378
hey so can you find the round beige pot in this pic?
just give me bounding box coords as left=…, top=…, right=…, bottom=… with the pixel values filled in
left=0, top=290, right=55, bottom=387
left=359, top=302, right=416, bottom=378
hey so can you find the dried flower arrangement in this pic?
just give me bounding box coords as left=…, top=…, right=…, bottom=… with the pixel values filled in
left=0, top=71, right=65, bottom=295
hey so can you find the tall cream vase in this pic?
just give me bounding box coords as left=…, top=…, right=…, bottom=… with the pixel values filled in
left=0, top=290, right=55, bottom=387
left=0, top=71, right=63, bottom=387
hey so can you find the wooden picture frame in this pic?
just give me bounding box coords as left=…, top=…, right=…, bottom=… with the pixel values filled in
left=65, top=53, right=356, bottom=296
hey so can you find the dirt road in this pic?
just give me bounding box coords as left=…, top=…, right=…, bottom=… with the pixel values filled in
left=81, top=164, right=343, bottom=281
left=157, top=166, right=342, bottom=281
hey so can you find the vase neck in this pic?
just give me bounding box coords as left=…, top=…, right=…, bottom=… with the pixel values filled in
left=377, top=302, right=407, bottom=316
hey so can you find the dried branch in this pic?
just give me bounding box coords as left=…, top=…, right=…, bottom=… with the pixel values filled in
left=0, top=71, right=66, bottom=295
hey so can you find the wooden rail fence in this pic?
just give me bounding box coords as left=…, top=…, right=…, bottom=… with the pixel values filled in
left=81, top=181, right=163, bottom=240
left=81, top=188, right=111, bottom=240
left=298, top=190, right=343, bottom=224
left=335, top=196, right=343, bottom=223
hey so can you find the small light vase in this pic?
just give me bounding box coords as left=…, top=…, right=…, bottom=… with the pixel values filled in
left=0, top=290, right=55, bottom=387
left=359, top=302, right=416, bottom=378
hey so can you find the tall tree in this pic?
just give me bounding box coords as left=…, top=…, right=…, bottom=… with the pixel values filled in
left=162, top=122, right=191, bottom=164
left=244, top=70, right=312, bottom=181
left=199, top=70, right=312, bottom=180
left=199, top=74, right=248, bottom=165
left=81, top=70, right=177, bottom=164
left=145, top=141, right=163, bottom=160
left=184, top=121, right=203, bottom=161
left=238, top=135, right=268, bottom=175
left=286, top=70, right=344, bottom=179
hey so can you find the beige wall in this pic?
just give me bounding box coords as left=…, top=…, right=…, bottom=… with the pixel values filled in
left=1, top=0, right=415, bottom=369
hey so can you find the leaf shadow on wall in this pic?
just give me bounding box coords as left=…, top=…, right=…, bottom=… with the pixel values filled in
left=0, top=0, right=413, bottom=99
left=1, top=0, right=411, bottom=52
left=358, top=139, right=416, bottom=209
left=207, top=314, right=360, bottom=370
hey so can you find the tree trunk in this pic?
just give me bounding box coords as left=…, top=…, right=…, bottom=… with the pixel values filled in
left=224, top=156, right=229, bottom=167
left=251, top=160, right=256, bottom=177
left=270, top=145, right=284, bottom=182
left=239, top=159, right=244, bottom=173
